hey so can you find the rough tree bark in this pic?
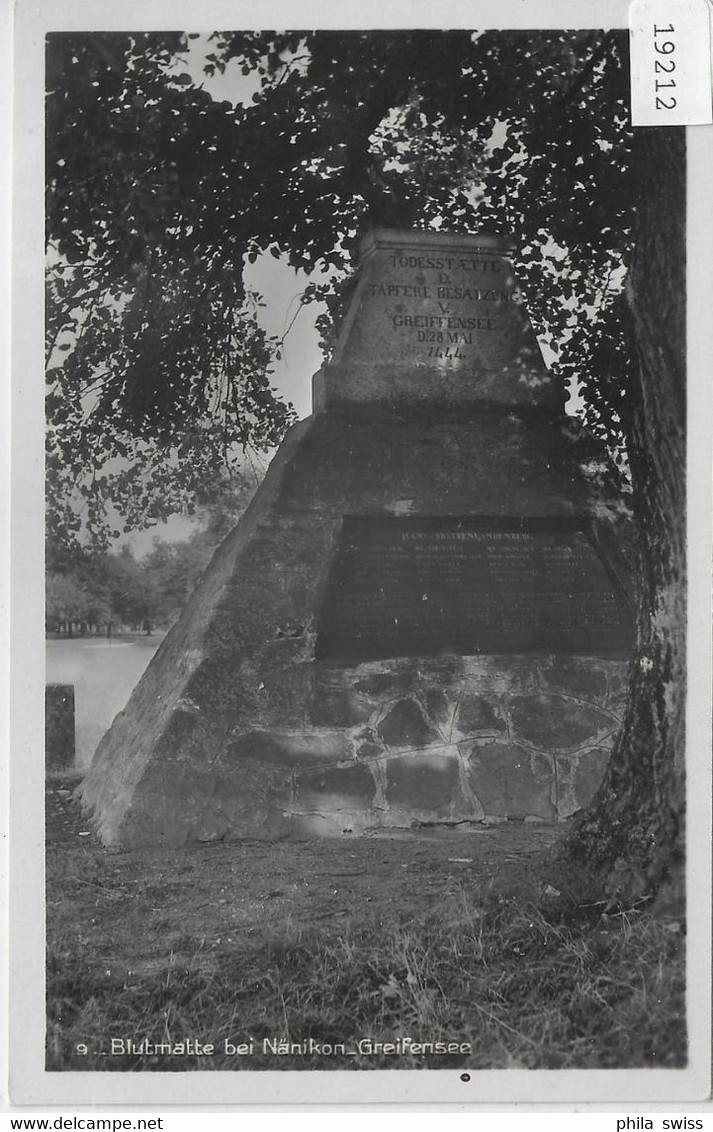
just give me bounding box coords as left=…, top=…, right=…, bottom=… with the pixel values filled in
left=558, top=128, right=686, bottom=908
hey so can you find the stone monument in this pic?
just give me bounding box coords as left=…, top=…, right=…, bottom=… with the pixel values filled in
left=80, top=228, right=634, bottom=847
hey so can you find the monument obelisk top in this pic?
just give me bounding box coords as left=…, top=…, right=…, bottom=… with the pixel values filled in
left=313, top=227, right=563, bottom=413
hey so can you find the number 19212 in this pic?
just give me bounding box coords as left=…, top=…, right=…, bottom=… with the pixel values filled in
left=653, top=23, right=677, bottom=110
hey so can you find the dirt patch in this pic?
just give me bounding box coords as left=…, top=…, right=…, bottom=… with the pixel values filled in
left=47, top=775, right=562, bottom=963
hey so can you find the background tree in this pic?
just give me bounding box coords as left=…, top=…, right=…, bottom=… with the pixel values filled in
left=46, top=571, right=92, bottom=635
left=138, top=478, right=256, bottom=624
left=46, top=29, right=685, bottom=904
left=45, top=469, right=258, bottom=633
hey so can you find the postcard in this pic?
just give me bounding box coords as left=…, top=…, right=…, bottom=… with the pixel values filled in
left=8, top=0, right=713, bottom=1109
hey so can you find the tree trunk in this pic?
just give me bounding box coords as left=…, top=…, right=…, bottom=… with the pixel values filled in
left=558, top=128, right=686, bottom=908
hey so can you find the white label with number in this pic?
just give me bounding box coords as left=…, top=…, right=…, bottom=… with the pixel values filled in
left=630, top=0, right=713, bottom=125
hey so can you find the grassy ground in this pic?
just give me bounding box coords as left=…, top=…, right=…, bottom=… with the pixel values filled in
left=46, top=775, right=686, bottom=1073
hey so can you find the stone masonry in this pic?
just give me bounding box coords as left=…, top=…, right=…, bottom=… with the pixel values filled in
left=261, top=654, right=628, bottom=836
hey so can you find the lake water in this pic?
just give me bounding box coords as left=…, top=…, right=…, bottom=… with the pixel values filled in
left=46, top=633, right=165, bottom=768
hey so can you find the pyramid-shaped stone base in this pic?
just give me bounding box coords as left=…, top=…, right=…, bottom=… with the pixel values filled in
left=80, top=406, right=631, bottom=847
left=81, top=228, right=633, bottom=847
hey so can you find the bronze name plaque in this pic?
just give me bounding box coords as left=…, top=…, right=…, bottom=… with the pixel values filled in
left=315, top=516, right=633, bottom=661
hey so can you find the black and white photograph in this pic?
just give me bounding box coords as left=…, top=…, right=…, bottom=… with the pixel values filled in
left=8, top=0, right=712, bottom=1109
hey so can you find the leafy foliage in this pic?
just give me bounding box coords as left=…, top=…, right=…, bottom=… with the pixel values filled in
left=46, top=471, right=258, bottom=633
left=208, top=29, right=635, bottom=439
left=46, top=547, right=157, bottom=633
left=47, top=29, right=635, bottom=553
left=46, top=33, right=294, bottom=552
left=46, top=570, right=102, bottom=631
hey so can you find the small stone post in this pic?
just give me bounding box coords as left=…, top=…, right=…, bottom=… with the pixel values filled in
left=46, top=684, right=75, bottom=771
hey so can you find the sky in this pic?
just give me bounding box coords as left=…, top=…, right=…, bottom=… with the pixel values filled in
left=243, top=254, right=329, bottom=421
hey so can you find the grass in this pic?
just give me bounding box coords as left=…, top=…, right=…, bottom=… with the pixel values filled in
left=46, top=887, right=686, bottom=1072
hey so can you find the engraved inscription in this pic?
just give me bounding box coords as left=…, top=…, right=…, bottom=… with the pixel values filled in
left=316, top=517, right=634, bottom=661
left=374, top=252, right=521, bottom=368
left=334, top=233, right=554, bottom=395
